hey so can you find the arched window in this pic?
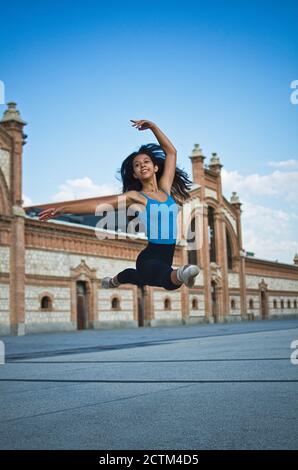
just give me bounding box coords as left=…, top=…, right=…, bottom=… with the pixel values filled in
left=226, top=229, right=233, bottom=270
left=287, top=300, right=291, bottom=309
left=191, top=298, right=199, bottom=310
left=164, top=298, right=171, bottom=310
left=111, top=297, right=120, bottom=309
left=187, top=217, right=198, bottom=265
left=40, top=295, right=52, bottom=310
left=280, top=300, right=284, bottom=309
left=294, top=300, right=297, bottom=309
left=231, top=299, right=236, bottom=310
left=273, top=300, right=277, bottom=309
left=249, top=299, right=254, bottom=309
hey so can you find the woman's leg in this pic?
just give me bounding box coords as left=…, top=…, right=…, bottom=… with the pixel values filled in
left=109, top=243, right=183, bottom=290
left=170, top=269, right=183, bottom=286
left=116, top=268, right=145, bottom=287
left=139, top=258, right=182, bottom=290
left=105, top=246, right=149, bottom=288
left=136, top=242, right=183, bottom=291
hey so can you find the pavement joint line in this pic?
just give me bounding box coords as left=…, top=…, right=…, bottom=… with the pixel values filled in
left=0, top=383, right=196, bottom=425
left=5, top=357, right=291, bottom=364
left=0, top=379, right=297, bottom=383
left=4, top=325, right=298, bottom=361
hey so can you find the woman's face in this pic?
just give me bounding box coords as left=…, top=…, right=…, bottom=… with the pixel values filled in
left=132, top=154, right=158, bottom=181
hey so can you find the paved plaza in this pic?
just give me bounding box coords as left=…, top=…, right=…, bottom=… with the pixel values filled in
left=0, top=320, right=297, bottom=450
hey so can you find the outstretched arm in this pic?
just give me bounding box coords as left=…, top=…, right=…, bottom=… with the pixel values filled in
left=37, top=192, right=136, bottom=222
left=131, top=119, right=177, bottom=192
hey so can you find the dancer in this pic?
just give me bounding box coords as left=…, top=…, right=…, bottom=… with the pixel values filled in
left=38, top=119, right=200, bottom=289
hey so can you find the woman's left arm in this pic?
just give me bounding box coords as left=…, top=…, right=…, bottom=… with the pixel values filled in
left=131, top=119, right=177, bottom=190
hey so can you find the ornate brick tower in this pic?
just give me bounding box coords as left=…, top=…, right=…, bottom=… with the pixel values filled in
left=189, top=143, right=246, bottom=322
left=0, top=102, right=27, bottom=335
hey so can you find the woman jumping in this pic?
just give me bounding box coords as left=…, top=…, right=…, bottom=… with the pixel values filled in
left=38, top=119, right=200, bottom=290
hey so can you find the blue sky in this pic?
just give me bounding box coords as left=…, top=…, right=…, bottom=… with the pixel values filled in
left=0, top=0, right=297, bottom=263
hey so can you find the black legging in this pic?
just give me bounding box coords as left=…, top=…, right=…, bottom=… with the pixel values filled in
left=117, top=241, right=181, bottom=291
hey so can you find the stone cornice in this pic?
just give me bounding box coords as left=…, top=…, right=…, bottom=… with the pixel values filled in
left=245, top=256, right=298, bottom=273
left=24, top=227, right=183, bottom=264
left=0, top=215, right=13, bottom=224
left=245, top=288, right=298, bottom=295
left=24, top=217, right=145, bottom=243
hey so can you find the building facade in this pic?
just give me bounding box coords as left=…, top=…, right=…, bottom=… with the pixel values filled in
left=0, top=102, right=298, bottom=336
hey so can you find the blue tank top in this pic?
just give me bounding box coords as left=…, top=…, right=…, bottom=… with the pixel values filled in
left=138, top=188, right=180, bottom=244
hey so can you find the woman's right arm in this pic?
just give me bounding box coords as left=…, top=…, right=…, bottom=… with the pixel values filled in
left=38, top=191, right=137, bottom=222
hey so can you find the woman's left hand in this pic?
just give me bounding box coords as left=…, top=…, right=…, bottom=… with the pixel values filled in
left=130, top=119, right=156, bottom=130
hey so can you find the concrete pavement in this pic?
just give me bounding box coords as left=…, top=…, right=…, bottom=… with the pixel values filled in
left=0, top=319, right=298, bottom=449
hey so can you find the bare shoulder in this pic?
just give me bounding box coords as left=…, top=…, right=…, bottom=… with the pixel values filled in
left=126, top=190, right=147, bottom=205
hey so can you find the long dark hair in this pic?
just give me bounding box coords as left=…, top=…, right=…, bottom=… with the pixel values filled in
left=116, top=143, right=193, bottom=205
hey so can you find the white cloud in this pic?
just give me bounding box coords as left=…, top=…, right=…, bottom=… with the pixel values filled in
left=241, top=200, right=298, bottom=263
left=221, top=168, right=298, bottom=204
left=22, top=194, right=33, bottom=206
left=268, top=159, right=298, bottom=169
left=51, top=177, right=122, bottom=202
left=221, top=166, right=298, bottom=264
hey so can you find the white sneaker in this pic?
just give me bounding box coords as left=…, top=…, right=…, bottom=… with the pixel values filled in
left=177, top=264, right=200, bottom=288
left=101, top=277, right=119, bottom=288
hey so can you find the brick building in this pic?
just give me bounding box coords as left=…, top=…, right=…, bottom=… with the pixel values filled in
left=0, top=102, right=298, bottom=335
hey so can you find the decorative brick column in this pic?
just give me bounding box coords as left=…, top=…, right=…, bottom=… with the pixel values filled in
left=189, top=145, right=213, bottom=321
left=214, top=208, right=229, bottom=318
left=0, top=103, right=27, bottom=206
left=132, top=285, right=139, bottom=324
left=189, top=144, right=206, bottom=185
left=1, top=103, right=27, bottom=335
left=208, top=153, right=228, bottom=319
left=10, top=207, right=26, bottom=335
left=202, top=203, right=212, bottom=320
left=143, top=285, right=154, bottom=326
left=230, top=192, right=247, bottom=319
left=180, top=239, right=190, bottom=322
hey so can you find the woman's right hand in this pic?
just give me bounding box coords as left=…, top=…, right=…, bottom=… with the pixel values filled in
left=130, top=119, right=156, bottom=131
left=38, top=207, right=62, bottom=222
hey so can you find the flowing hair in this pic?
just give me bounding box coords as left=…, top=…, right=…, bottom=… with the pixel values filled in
left=116, top=143, right=193, bottom=205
